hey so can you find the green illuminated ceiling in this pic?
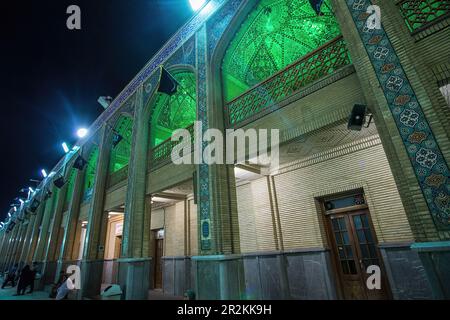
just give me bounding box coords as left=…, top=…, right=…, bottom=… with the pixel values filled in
left=64, top=169, right=76, bottom=205
left=110, top=116, right=133, bottom=173
left=222, top=0, right=340, bottom=102
left=151, top=71, right=196, bottom=147
left=84, top=147, right=98, bottom=192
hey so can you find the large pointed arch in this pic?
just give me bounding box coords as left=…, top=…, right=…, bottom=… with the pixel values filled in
left=149, top=69, right=197, bottom=147
left=109, top=115, right=133, bottom=173
left=221, top=0, right=342, bottom=102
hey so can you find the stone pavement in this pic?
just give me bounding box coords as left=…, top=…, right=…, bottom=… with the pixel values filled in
left=0, top=286, right=51, bottom=300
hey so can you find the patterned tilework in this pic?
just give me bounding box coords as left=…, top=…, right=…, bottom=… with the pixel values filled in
left=165, top=36, right=196, bottom=68
left=207, top=0, right=244, bottom=60
left=346, top=0, right=450, bottom=230
left=197, top=26, right=212, bottom=251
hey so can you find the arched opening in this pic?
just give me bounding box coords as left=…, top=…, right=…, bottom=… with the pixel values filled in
left=150, top=71, right=197, bottom=148
left=109, top=115, right=133, bottom=173
left=222, top=0, right=342, bottom=103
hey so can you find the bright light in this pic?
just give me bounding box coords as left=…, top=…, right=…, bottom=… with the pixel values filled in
left=189, top=0, right=206, bottom=11
left=19, top=199, right=24, bottom=204
left=13, top=207, right=17, bottom=212
left=77, top=128, right=89, bottom=138
left=7, top=212, right=11, bottom=218
left=41, top=169, right=48, bottom=178
left=62, top=142, right=70, bottom=153
left=29, top=187, right=34, bottom=194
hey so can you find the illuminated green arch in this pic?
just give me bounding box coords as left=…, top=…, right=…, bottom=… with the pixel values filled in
left=222, top=0, right=341, bottom=102
left=150, top=71, right=196, bottom=147
left=109, top=115, right=133, bottom=173
left=64, top=169, right=76, bottom=206
left=83, top=146, right=99, bottom=195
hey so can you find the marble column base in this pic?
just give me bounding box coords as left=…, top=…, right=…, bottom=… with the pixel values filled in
left=412, top=241, right=450, bottom=299
left=118, top=258, right=152, bottom=300
left=192, top=255, right=245, bottom=300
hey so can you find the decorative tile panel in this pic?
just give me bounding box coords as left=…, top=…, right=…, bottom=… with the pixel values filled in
left=346, top=0, right=450, bottom=230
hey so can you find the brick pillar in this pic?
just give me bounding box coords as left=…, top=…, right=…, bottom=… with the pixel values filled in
left=33, top=187, right=58, bottom=264
left=192, top=25, right=244, bottom=300
left=12, top=222, right=28, bottom=266
left=18, top=214, right=37, bottom=264
left=4, top=224, right=21, bottom=271
left=119, top=85, right=152, bottom=300
left=331, top=0, right=450, bottom=298
left=40, top=183, right=68, bottom=287
left=80, top=127, right=111, bottom=298
left=55, top=168, right=85, bottom=282
left=24, top=205, right=45, bottom=264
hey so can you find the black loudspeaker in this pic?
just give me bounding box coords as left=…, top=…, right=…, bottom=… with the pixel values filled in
left=29, top=199, right=41, bottom=213
left=348, top=104, right=367, bottom=131
left=54, top=176, right=66, bottom=189
left=73, top=155, right=88, bottom=170
left=7, top=221, right=16, bottom=232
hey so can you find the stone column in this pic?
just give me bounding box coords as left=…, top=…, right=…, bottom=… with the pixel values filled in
left=79, top=126, right=111, bottom=298
left=192, top=26, right=244, bottom=300
left=119, top=86, right=152, bottom=300
left=55, top=168, right=85, bottom=282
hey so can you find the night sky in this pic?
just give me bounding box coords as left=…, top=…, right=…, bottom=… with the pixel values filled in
left=0, top=0, right=194, bottom=221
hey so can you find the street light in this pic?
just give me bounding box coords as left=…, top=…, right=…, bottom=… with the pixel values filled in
left=62, top=142, right=70, bottom=153
left=189, top=0, right=206, bottom=11
left=77, top=128, right=88, bottom=138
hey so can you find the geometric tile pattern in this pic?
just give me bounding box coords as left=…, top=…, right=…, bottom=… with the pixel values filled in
left=197, top=26, right=212, bottom=252
left=346, top=0, right=450, bottom=229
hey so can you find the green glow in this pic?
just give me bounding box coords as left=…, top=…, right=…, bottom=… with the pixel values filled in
left=84, top=147, right=99, bottom=193
left=109, top=116, right=133, bottom=173
left=150, top=72, right=197, bottom=147
left=64, top=170, right=76, bottom=206
left=222, top=0, right=341, bottom=102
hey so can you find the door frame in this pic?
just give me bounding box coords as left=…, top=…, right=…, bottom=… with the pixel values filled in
left=318, top=190, right=392, bottom=300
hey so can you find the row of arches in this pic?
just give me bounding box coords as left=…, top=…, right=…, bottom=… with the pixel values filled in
left=69, top=0, right=343, bottom=200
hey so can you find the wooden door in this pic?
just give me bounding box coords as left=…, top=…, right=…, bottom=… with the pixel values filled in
left=327, top=210, right=389, bottom=300
left=154, top=237, right=164, bottom=289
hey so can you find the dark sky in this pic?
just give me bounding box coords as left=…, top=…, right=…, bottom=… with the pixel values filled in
left=0, top=0, right=194, bottom=221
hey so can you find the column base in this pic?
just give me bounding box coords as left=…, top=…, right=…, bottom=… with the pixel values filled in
left=80, top=259, right=104, bottom=299
left=118, top=258, right=152, bottom=300
left=192, top=255, right=245, bottom=300
left=412, top=241, right=450, bottom=299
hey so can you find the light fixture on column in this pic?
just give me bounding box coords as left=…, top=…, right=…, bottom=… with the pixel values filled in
left=62, top=142, right=70, bottom=154
left=41, top=169, right=48, bottom=178
left=189, top=0, right=206, bottom=11
left=77, top=128, right=89, bottom=139
left=98, top=96, right=113, bottom=109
